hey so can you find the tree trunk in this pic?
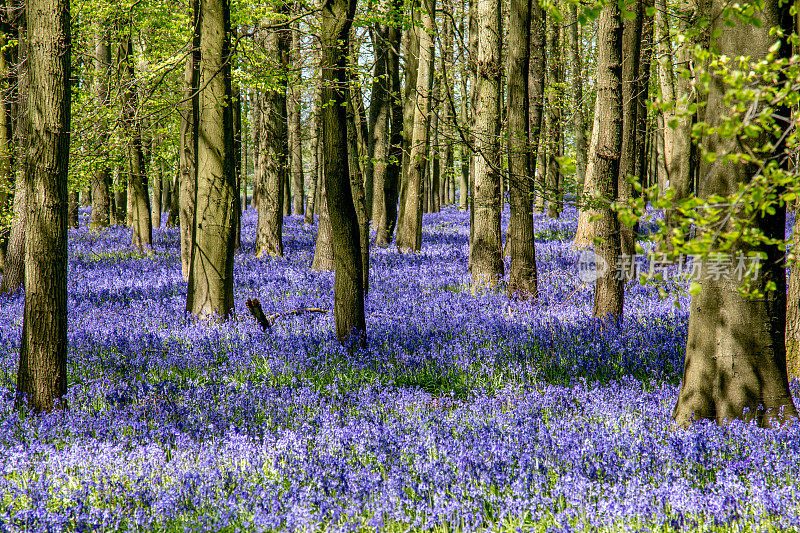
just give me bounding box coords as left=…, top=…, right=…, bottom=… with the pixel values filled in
left=346, top=77, right=370, bottom=293
left=251, top=89, right=261, bottom=210
left=441, top=0, right=455, bottom=207
left=396, top=0, right=435, bottom=252
left=673, top=0, right=797, bottom=427
left=507, top=0, right=537, bottom=298
left=470, top=0, right=503, bottom=287
left=90, top=25, right=111, bottom=229
left=458, top=0, right=469, bottom=212
left=321, top=0, right=366, bottom=344
left=568, top=4, right=586, bottom=201
left=16, top=0, right=70, bottom=412
left=256, top=19, right=289, bottom=257
left=290, top=21, right=304, bottom=216
left=368, top=19, right=390, bottom=226
left=186, top=0, right=237, bottom=319
left=397, top=4, right=419, bottom=229
left=311, top=128, right=334, bottom=270
left=306, top=79, right=321, bottom=224
left=591, top=0, right=624, bottom=320
left=152, top=159, right=162, bottom=229
left=375, top=1, right=403, bottom=247
left=618, top=0, right=644, bottom=258
left=655, top=0, right=693, bottom=239
left=0, top=172, right=24, bottom=295
left=119, top=36, right=152, bottom=253
left=545, top=12, right=562, bottom=218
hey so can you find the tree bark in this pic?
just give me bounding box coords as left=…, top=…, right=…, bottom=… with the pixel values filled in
left=469, top=0, right=503, bottom=287
left=0, top=171, right=23, bottom=295
left=591, top=0, right=624, bottom=320
left=618, top=0, right=644, bottom=258
left=290, top=21, right=304, bottom=216
left=507, top=0, right=537, bottom=298
left=306, top=78, right=321, bottom=225
left=321, top=0, right=366, bottom=344
left=530, top=5, right=545, bottom=215
left=396, top=0, right=435, bottom=252
left=256, top=18, right=289, bottom=258
left=119, top=36, right=152, bottom=253
left=568, top=4, right=586, bottom=201
left=545, top=11, right=562, bottom=218
left=16, top=0, right=70, bottom=412
left=186, top=0, right=237, bottom=319
left=673, top=0, right=797, bottom=427
left=90, top=25, right=111, bottom=229
left=368, top=18, right=390, bottom=226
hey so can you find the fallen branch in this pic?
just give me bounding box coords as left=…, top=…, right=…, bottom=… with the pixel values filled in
left=246, top=298, right=328, bottom=332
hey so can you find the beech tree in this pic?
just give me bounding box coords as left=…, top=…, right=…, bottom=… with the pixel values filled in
left=321, top=0, right=365, bottom=343
left=672, top=0, right=798, bottom=427
left=186, top=0, right=237, bottom=319
left=16, top=0, right=71, bottom=411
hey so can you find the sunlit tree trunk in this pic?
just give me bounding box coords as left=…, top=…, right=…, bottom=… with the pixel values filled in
left=90, top=25, right=111, bottom=229
left=568, top=4, right=586, bottom=202
left=469, top=0, right=503, bottom=286
left=16, top=0, right=70, bottom=412
left=591, top=0, right=623, bottom=319
left=396, top=0, right=435, bottom=252
left=256, top=17, right=289, bottom=257
left=289, top=20, right=304, bottom=216
left=545, top=11, right=562, bottom=218
left=186, top=0, right=237, bottom=319
left=321, top=0, right=366, bottom=343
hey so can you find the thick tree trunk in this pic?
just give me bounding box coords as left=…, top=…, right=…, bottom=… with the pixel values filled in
left=788, top=200, right=800, bottom=379
left=618, top=0, right=644, bottom=258
left=397, top=4, right=420, bottom=229
left=591, top=0, right=624, bottom=319
left=396, top=0, right=435, bottom=252
left=256, top=20, right=289, bottom=257
left=346, top=79, right=370, bottom=293
left=508, top=0, right=538, bottom=298
left=179, top=49, right=198, bottom=279
left=321, top=0, right=366, bottom=344
left=16, top=0, right=70, bottom=412
left=311, top=136, right=334, bottom=270
left=469, top=0, right=503, bottom=287
left=673, top=0, right=797, bottom=427
left=545, top=12, right=562, bottom=218
left=186, top=0, right=237, bottom=319
left=530, top=5, right=545, bottom=215
left=507, top=0, right=537, bottom=298
left=119, top=36, right=152, bottom=253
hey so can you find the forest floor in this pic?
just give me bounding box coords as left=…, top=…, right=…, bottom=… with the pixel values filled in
left=0, top=205, right=798, bottom=532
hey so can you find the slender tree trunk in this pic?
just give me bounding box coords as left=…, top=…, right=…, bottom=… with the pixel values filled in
left=545, top=12, right=562, bottom=218
left=656, top=0, right=693, bottom=237
left=396, top=0, right=435, bottom=252
left=321, top=0, right=366, bottom=343
left=152, top=159, right=162, bottom=229
left=186, top=0, right=237, bottom=319
left=470, top=0, right=503, bottom=286
left=458, top=0, right=469, bottom=212
left=368, top=20, right=389, bottom=226
left=68, top=190, right=78, bottom=228
left=507, top=0, right=537, bottom=298
left=256, top=19, right=289, bottom=257
left=568, top=4, right=586, bottom=201
left=591, top=0, right=624, bottom=319
left=90, top=25, right=111, bottom=229
left=375, top=1, right=403, bottom=246
left=618, top=0, right=644, bottom=258
left=306, top=78, right=321, bottom=224
left=290, top=20, right=304, bottom=216
left=634, top=5, right=653, bottom=202
left=441, top=0, right=455, bottom=207
left=0, top=172, right=23, bottom=295
left=251, top=90, right=261, bottom=210
left=167, top=172, right=180, bottom=226
left=16, top=0, right=70, bottom=412
left=346, top=73, right=370, bottom=293
left=119, top=36, right=152, bottom=253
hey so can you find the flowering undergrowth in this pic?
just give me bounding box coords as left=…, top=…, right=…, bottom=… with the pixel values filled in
left=0, top=206, right=798, bottom=532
